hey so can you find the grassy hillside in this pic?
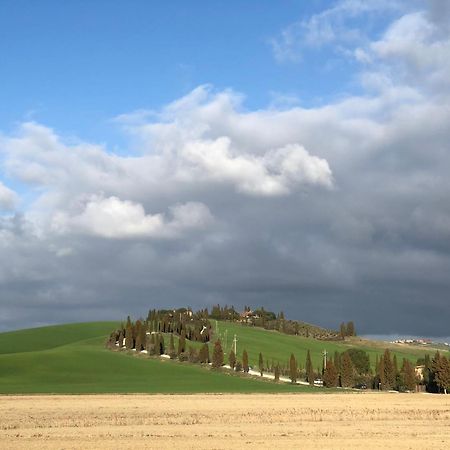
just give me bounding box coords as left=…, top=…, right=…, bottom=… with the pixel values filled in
left=0, top=322, right=121, bottom=354
left=211, top=321, right=442, bottom=370
left=1, top=320, right=445, bottom=394
left=0, top=323, right=314, bottom=394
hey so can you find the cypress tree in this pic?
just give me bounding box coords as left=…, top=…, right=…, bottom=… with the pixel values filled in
left=346, top=321, right=355, bottom=336
left=259, top=352, right=264, bottom=376
left=118, top=330, right=124, bottom=348
left=212, top=339, right=224, bottom=368
left=340, top=351, right=354, bottom=388
left=169, top=333, right=176, bottom=359
left=153, top=333, right=160, bottom=355
left=432, top=352, right=450, bottom=394
left=423, top=353, right=432, bottom=387
left=199, top=343, right=210, bottom=363
left=229, top=349, right=236, bottom=369
left=289, top=353, right=297, bottom=383
left=177, top=330, right=186, bottom=355
left=135, top=332, right=142, bottom=353
left=305, top=350, right=314, bottom=385
left=125, top=325, right=133, bottom=350
left=340, top=322, right=346, bottom=339
left=378, top=355, right=386, bottom=390
left=323, top=360, right=338, bottom=387
left=159, top=333, right=165, bottom=355
left=401, top=359, right=417, bottom=392
left=274, top=364, right=280, bottom=382
left=135, top=321, right=142, bottom=350
left=148, top=334, right=156, bottom=355
left=243, top=349, right=249, bottom=373
left=383, top=349, right=395, bottom=390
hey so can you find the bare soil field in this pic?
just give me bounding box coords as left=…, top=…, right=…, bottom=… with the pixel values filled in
left=1, top=393, right=449, bottom=449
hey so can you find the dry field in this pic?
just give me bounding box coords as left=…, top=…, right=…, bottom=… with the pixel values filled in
left=1, top=393, right=450, bottom=449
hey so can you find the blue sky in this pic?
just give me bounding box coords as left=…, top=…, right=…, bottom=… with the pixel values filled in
left=1, top=0, right=392, bottom=143
left=1, top=0, right=450, bottom=336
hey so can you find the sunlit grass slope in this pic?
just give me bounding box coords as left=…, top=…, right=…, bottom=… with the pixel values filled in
left=212, top=321, right=439, bottom=370
left=0, top=323, right=314, bottom=394
left=0, top=322, right=119, bottom=354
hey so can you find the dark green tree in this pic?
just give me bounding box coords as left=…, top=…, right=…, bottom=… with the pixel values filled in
left=199, top=343, right=210, bottom=363
left=212, top=339, right=224, bottom=368
left=243, top=349, right=249, bottom=373
left=382, top=349, right=395, bottom=390
left=148, top=333, right=156, bottom=355
left=346, top=321, right=356, bottom=336
left=423, top=353, right=432, bottom=387
left=289, top=353, right=297, bottom=383
left=229, top=349, right=236, bottom=369
left=177, top=330, right=186, bottom=356
left=344, top=349, right=370, bottom=374
left=433, top=352, right=450, bottom=394
left=323, top=360, right=338, bottom=387
left=378, top=355, right=385, bottom=390
left=168, top=333, right=176, bottom=359
left=305, top=350, right=314, bottom=385
left=159, top=333, right=165, bottom=355
left=400, top=358, right=417, bottom=392
left=340, top=351, right=354, bottom=388
left=118, top=329, right=124, bottom=348
left=125, top=325, right=133, bottom=350
left=259, top=352, right=264, bottom=376
left=274, top=363, right=280, bottom=382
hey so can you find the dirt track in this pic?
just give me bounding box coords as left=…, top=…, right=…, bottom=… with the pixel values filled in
left=1, top=393, right=450, bottom=449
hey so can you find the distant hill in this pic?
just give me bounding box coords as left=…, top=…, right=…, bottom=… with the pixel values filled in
left=0, top=322, right=314, bottom=394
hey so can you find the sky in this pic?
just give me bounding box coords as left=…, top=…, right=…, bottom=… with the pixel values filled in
left=1, top=0, right=449, bottom=336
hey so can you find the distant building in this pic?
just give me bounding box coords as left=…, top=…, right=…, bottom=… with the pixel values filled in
left=240, top=310, right=259, bottom=323
left=415, top=365, right=425, bottom=381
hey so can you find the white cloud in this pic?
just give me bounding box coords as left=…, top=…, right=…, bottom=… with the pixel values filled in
left=51, top=196, right=212, bottom=239
left=370, top=10, right=450, bottom=90
left=181, top=138, right=332, bottom=196
left=0, top=181, right=18, bottom=210
left=270, top=0, right=402, bottom=63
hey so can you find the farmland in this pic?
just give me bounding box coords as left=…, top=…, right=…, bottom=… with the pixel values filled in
left=1, top=393, right=449, bottom=449
left=0, top=322, right=313, bottom=394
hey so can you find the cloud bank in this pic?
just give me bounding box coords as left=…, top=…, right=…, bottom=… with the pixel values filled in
left=1, top=0, right=450, bottom=336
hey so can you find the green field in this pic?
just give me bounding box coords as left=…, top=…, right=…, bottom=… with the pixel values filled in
left=211, top=321, right=441, bottom=370
left=0, top=320, right=444, bottom=394
left=0, top=322, right=314, bottom=394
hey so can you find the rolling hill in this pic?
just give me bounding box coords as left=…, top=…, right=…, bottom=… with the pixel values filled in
left=0, top=322, right=312, bottom=394
left=210, top=320, right=441, bottom=370
left=0, top=320, right=444, bottom=394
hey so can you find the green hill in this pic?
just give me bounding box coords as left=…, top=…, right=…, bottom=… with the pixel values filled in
left=211, top=320, right=441, bottom=370
left=0, top=321, right=444, bottom=394
left=0, top=322, right=312, bottom=394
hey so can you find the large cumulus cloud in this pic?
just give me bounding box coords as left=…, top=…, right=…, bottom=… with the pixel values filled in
left=1, top=0, right=450, bottom=336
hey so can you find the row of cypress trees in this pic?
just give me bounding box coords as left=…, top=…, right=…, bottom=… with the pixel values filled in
left=107, top=317, right=449, bottom=393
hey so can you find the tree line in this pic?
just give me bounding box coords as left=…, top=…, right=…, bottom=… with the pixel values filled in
left=106, top=306, right=449, bottom=394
